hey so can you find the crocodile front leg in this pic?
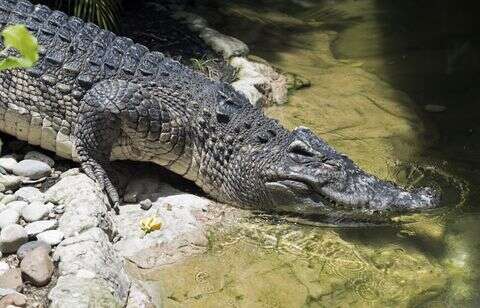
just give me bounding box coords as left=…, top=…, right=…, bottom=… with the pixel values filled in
left=74, top=80, right=141, bottom=212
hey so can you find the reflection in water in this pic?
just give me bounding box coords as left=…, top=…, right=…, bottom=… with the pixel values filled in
left=133, top=0, right=480, bottom=306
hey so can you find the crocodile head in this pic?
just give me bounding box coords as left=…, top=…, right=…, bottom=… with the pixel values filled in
left=259, top=127, right=440, bottom=220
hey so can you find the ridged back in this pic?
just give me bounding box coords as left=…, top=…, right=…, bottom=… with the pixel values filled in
left=0, top=0, right=171, bottom=97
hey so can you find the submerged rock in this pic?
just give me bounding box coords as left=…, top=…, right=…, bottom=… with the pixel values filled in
left=150, top=226, right=447, bottom=307
left=424, top=104, right=447, bottom=113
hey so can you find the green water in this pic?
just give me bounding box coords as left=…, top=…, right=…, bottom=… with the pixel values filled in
left=134, top=1, right=480, bottom=306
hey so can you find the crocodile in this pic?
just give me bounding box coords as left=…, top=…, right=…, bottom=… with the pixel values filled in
left=0, top=0, right=440, bottom=220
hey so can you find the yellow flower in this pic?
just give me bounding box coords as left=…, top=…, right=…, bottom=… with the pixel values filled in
left=140, top=216, right=162, bottom=234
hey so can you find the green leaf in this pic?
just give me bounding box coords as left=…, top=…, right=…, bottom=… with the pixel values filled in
left=0, top=24, right=39, bottom=71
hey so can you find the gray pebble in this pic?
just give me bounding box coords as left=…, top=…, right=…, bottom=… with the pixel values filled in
left=53, top=205, right=65, bottom=214
left=17, top=241, right=51, bottom=260
left=36, top=230, right=64, bottom=246
left=0, top=209, right=19, bottom=229
left=140, top=199, right=153, bottom=210
left=0, top=224, right=28, bottom=253
left=12, top=160, right=52, bottom=180
left=24, top=151, right=55, bottom=168
left=25, top=220, right=58, bottom=237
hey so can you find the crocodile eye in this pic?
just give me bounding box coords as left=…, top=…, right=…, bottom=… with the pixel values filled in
left=288, top=140, right=314, bottom=157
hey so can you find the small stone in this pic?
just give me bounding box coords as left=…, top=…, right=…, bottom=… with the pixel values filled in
left=37, top=230, right=64, bottom=246
left=25, top=220, right=58, bottom=237
left=17, top=241, right=51, bottom=260
left=0, top=209, right=20, bottom=229
left=21, top=202, right=50, bottom=222
left=24, top=151, right=54, bottom=168
left=12, top=160, right=52, bottom=180
left=0, top=224, right=28, bottom=254
left=53, top=205, right=64, bottom=214
left=0, top=288, right=16, bottom=296
left=20, top=247, right=54, bottom=287
left=0, top=292, right=27, bottom=307
left=140, top=199, right=153, bottom=210
left=0, top=175, right=21, bottom=193
left=14, top=187, right=45, bottom=203
left=424, top=104, right=447, bottom=113
left=0, top=157, right=18, bottom=173
left=3, top=201, right=28, bottom=215
left=0, top=268, right=22, bottom=291
left=0, top=261, right=9, bottom=275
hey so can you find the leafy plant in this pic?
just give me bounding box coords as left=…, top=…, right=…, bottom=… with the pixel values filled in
left=53, top=0, right=121, bottom=30
left=140, top=216, right=162, bottom=234
left=0, top=24, right=39, bottom=71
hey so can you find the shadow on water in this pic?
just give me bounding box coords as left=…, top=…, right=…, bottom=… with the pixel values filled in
left=189, top=0, right=364, bottom=63
left=332, top=1, right=480, bottom=305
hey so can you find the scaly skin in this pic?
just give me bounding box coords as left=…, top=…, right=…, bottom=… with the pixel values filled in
left=0, top=0, right=440, bottom=219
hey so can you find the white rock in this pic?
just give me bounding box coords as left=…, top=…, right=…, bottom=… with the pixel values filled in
left=45, top=173, right=110, bottom=237
left=114, top=192, right=212, bottom=268
left=25, top=220, right=58, bottom=237
left=24, top=151, right=55, bottom=167
left=0, top=157, right=17, bottom=173
left=21, top=201, right=51, bottom=222
left=12, top=159, right=52, bottom=180
left=3, top=201, right=28, bottom=214
left=0, top=175, right=21, bottom=193
left=14, top=187, right=45, bottom=203
left=0, top=224, right=28, bottom=253
left=0, top=261, right=9, bottom=275
left=230, top=56, right=288, bottom=106
left=0, top=209, right=19, bottom=229
left=199, top=27, right=249, bottom=59
left=37, top=230, right=64, bottom=246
